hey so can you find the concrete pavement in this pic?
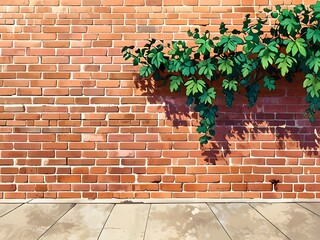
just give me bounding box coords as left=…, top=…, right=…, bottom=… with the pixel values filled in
left=0, top=201, right=319, bottom=239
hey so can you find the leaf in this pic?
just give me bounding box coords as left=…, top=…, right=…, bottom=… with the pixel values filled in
left=218, top=58, right=234, bottom=75
left=304, top=74, right=320, bottom=98
left=307, top=28, right=320, bottom=44
left=199, top=87, right=216, bottom=104
left=186, top=96, right=194, bottom=106
left=148, top=51, right=166, bottom=68
left=185, top=79, right=206, bottom=96
left=306, top=51, right=320, bottom=73
left=259, top=49, right=276, bottom=69
left=275, top=53, right=296, bottom=76
left=223, top=89, right=234, bottom=108
left=197, top=126, right=207, bottom=133
left=246, top=82, right=260, bottom=107
left=219, top=22, right=228, bottom=34
left=169, top=76, right=184, bottom=92
left=199, top=135, right=211, bottom=145
left=196, top=37, right=212, bottom=54
left=285, top=38, right=307, bottom=57
left=252, top=44, right=266, bottom=53
left=263, top=76, right=276, bottom=91
left=241, top=59, right=258, bottom=78
left=133, top=57, right=139, bottom=66
left=168, top=59, right=182, bottom=72
left=197, top=59, right=217, bottom=79
left=217, top=35, right=243, bottom=52
left=264, top=8, right=271, bottom=13
left=140, top=65, right=152, bottom=77
left=181, top=60, right=197, bottom=77
left=280, top=17, right=300, bottom=36
left=222, top=79, right=238, bottom=91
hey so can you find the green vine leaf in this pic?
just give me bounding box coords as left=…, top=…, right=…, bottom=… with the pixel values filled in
left=275, top=53, right=297, bottom=76
left=222, top=79, right=238, bottom=91
left=258, top=42, right=278, bottom=69
left=199, top=87, right=216, bottom=104
left=140, top=65, right=153, bottom=77
left=181, top=60, right=197, bottom=77
left=280, top=17, right=300, bottom=36
left=197, top=59, right=217, bottom=79
left=185, top=79, right=206, bottom=96
left=170, top=76, right=184, bottom=92
left=304, top=74, right=320, bottom=98
left=263, top=76, right=276, bottom=91
left=306, top=28, right=320, bottom=44
left=284, top=38, right=307, bottom=57
left=196, top=37, right=213, bottom=54
left=218, top=58, right=234, bottom=75
left=306, top=51, right=320, bottom=73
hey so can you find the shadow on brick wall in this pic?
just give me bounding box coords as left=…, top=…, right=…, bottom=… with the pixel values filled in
left=134, top=73, right=320, bottom=165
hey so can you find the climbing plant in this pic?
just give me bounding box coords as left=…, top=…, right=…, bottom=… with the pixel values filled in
left=122, top=2, right=320, bottom=145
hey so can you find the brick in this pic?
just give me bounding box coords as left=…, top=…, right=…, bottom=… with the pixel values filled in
left=58, top=175, right=80, bottom=183
left=175, top=175, right=195, bottom=183
left=27, top=48, right=55, bottom=56
left=83, top=0, right=100, bottom=5
left=160, top=183, right=182, bottom=192
left=0, top=184, right=16, bottom=191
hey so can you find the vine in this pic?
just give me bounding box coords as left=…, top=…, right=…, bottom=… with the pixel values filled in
left=122, top=3, right=320, bottom=145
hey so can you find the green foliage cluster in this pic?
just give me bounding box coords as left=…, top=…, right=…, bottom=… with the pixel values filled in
left=122, top=2, right=320, bottom=145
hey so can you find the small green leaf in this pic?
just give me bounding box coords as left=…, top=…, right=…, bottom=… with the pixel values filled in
left=140, top=65, right=152, bottom=77
left=263, top=76, right=276, bottom=91
left=218, top=59, right=234, bottom=75
left=169, top=76, right=184, bottom=92
left=199, top=135, right=211, bottom=145
left=199, top=87, right=216, bottom=104
left=304, top=74, right=320, bottom=98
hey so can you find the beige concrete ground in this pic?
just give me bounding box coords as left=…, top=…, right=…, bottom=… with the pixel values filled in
left=0, top=201, right=319, bottom=239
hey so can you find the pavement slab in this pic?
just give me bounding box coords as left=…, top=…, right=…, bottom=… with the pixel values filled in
left=298, top=203, right=320, bottom=216
left=208, top=203, right=287, bottom=240
left=0, top=203, right=73, bottom=240
left=0, top=204, right=22, bottom=218
left=144, top=203, right=230, bottom=240
left=251, top=203, right=320, bottom=240
left=99, top=204, right=150, bottom=240
left=39, top=204, right=114, bottom=240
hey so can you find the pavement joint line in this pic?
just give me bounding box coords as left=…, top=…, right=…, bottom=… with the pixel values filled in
left=36, top=203, right=76, bottom=240
left=0, top=202, right=26, bottom=219
left=296, top=203, right=320, bottom=218
left=96, top=203, right=116, bottom=240
left=206, top=202, right=232, bottom=240
left=248, top=203, right=291, bottom=240
left=142, top=204, right=152, bottom=240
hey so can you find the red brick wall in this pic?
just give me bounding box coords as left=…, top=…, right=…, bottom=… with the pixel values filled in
left=0, top=0, right=319, bottom=199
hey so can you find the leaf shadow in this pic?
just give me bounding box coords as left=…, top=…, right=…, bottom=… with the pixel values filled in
left=133, top=74, right=319, bottom=166
left=134, top=73, right=191, bottom=127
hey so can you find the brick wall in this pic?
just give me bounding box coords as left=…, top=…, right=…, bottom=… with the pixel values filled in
left=0, top=0, right=319, bottom=199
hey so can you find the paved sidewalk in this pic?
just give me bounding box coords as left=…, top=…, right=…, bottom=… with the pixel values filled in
left=0, top=201, right=319, bottom=239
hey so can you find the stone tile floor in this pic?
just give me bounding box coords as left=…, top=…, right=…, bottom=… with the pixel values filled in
left=0, top=200, right=319, bottom=239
